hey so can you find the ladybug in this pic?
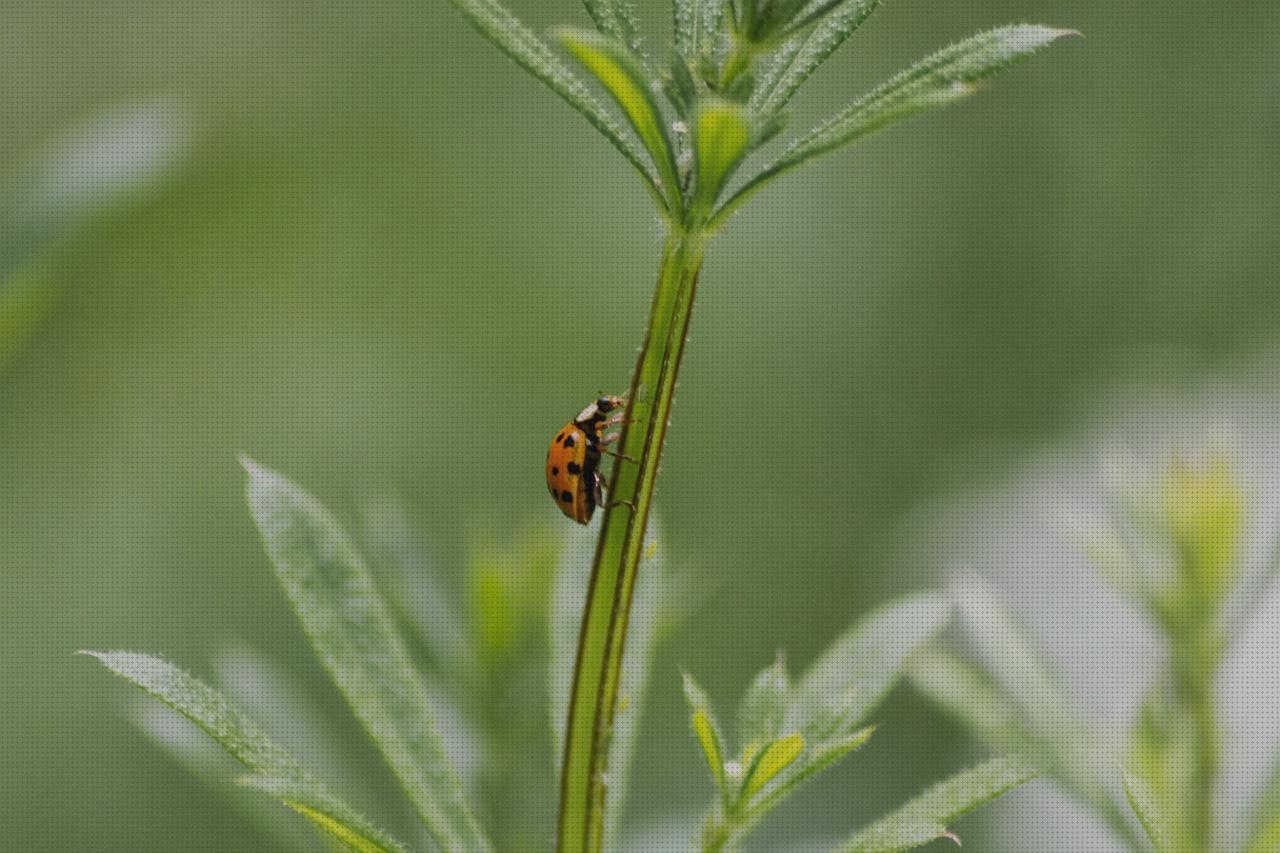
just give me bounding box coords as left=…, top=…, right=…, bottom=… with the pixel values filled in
left=546, top=395, right=626, bottom=524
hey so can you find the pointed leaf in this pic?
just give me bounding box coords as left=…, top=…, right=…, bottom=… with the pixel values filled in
left=242, top=458, right=491, bottom=853
left=447, top=0, right=663, bottom=204
left=683, top=672, right=730, bottom=799
left=741, top=732, right=805, bottom=801
left=580, top=0, right=643, bottom=59
left=1122, top=771, right=1174, bottom=853
left=674, top=0, right=722, bottom=69
left=786, top=592, right=951, bottom=742
left=736, top=653, right=791, bottom=752
left=730, top=725, right=876, bottom=844
left=239, top=777, right=406, bottom=853
left=692, top=98, right=751, bottom=213
left=84, top=651, right=408, bottom=853
left=556, top=27, right=683, bottom=208
left=838, top=756, right=1038, bottom=852
left=752, top=0, right=881, bottom=116
left=906, top=646, right=1030, bottom=755
left=717, top=25, right=1075, bottom=227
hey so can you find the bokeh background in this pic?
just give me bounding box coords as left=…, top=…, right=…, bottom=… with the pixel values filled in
left=3, top=0, right=1279, bottom=850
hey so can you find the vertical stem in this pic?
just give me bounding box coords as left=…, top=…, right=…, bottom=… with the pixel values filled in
left=558, top=227, right=706, bottom=853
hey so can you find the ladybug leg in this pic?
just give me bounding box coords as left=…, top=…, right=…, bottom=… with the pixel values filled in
left=591, top=472, right=605, bottom=509
left=598, top=435, right=638, bottom=463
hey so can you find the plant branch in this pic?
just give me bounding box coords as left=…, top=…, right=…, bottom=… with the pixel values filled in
left=558, top=227, right=706, bottom=853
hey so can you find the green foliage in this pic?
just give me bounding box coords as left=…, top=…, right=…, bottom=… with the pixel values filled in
left=911, top=449, right=1280, bottom=853
left=82, top=651, right=408, bottom=853
left=682, top=592, right=1007, bottom=852
left=449, top=0, right=1070, bottom=231
left=242, top=458, right=492, bottom=853
left=837, top=756, right=1039, bottom=852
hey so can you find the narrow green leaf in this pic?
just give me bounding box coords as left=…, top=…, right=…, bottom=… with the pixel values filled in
left=838, top=756, right=1039, bottom=852
left=944, top=576, right=1145, bottom=850
left=683, top=672, right=729, bottom=798
left=1127, top=691, right=1200, bottom=853
left=240, top=777, right=405, bottom=853
left=722, top=726, right=876, bottom=849
left=785, top=592, right=951, bottom=743
left=906, top=646, right=1030, bottom=755
left=674, top=0, right=722, bottom=68
left=751, top=0, right=881, bottom=116
left=84, top=651, right=408, bottom=853
left=717, top=25, right=1076, bottom=227
left=1122, top=771, right=1174, bottom=853
left=556, top=27, right=683, bottom=210
left=692, top=98, right=751, bottom=213
left=741, top=733, right=805, bottom=801
left=446, top=0, right=664, bottom=206
left=242, top=458, right=491, bottom=853
left=736, top=653, right=791, bottom=753
left=580, top=0, right=643, bottom=58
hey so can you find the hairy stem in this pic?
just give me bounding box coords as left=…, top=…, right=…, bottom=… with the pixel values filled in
left=558, top=227, right=706, bottom=853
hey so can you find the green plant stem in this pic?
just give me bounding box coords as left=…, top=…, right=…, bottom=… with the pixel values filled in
left=1179, top=656, right=1217, bottom=851
left=558, top=226, right=706, bottom=853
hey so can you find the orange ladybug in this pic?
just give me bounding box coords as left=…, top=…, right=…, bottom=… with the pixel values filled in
left=546, top=395, right=626, bottom=524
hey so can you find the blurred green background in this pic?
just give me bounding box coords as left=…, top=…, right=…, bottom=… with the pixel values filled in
left=3, top=0, right=1278, bottom=850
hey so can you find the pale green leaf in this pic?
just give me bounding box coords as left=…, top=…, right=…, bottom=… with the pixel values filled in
left=736, top=653, right=791, bottom=753
left=692, top=98, right=751, bottom=213
left=838, top=756, right=1039, bottom=852
left=785, top=592, right=951, bottom=743
left=717, top=25, right=1075, bottom=227
left=242, top=457, right=491, bottom=853
left=580, top=0, right=643, bottom=58
left=751, top=0, right=881, bottom=116
left=1122, top=771, right=1174, bottom=853
left=674, top=0, right=722, bottom=68
left=447, top=0, right=664, bottom=204
left=683, top=672, right=729, bottom=798
left=556, top=27, right=682, bottom=209
left=742, top=732, right=805, bottom=801
left=946, top=576, right=1143, bottom=849
left=906, top=646, right=1030, bottom=755
left=84, top=651, right=408, bottom=853
left=1127, top=691, right=1200, bottom=853
left=240, top=777, right=405, bottom=853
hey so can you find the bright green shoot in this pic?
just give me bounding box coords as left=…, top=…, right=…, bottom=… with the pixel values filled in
left=446, top=2, right=1073, bottom=852
left=911, top=450, right=1280, bottom=853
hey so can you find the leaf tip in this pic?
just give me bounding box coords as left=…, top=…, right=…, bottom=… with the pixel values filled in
left=237, top=453, right=264, bottom=477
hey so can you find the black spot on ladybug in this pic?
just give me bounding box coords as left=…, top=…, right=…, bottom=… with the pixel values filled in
left=551, top=466, right=559, bottom=476
left=561, top=490, right=573, bottom=502
left=567, top=461, right=582, bottom=475
left=557, top=432, right=566, bottom=443
left=562, top=434, right=576, bottom=448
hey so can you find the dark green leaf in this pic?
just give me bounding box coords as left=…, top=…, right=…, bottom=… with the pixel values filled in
left=752, top=0, right=881, bottom=116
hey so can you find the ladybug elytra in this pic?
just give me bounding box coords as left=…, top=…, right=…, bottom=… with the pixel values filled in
left=546, top=395, right=626, bottom=524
